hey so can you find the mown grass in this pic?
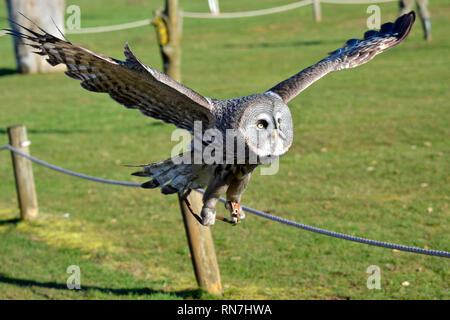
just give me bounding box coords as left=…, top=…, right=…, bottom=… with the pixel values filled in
left=0, top=0, right=448, bottom=299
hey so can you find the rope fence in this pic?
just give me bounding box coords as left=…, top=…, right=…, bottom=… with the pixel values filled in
left=1, top=143, right=448, bottom=258
left=321, top=0, right=396, bottom=3
left=0, top=0, right=398, bottom=37
left=182, top=0, right=313, bottom=19
left=182, top=0, right=396, bottom=19
left=65, top=19, right=153, bottom=35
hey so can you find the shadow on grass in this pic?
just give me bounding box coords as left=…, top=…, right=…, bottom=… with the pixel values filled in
left=0, top=274, right=206, bottom=299
left=0, top=68, right=17, bottom=77
left=0, top=218, right=20, bottom=226
left=223, top=39, right=341, bottom=49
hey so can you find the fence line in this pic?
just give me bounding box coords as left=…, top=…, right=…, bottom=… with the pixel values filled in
left=2, top=144, right=140, bottom=187
left=65, top=19, right=153, bottom=35
left=322, top=0, right=396, bottom=3
left=182, top=0, right=396, bottom=19
left=0, top=0, right=398, bottom=37
left=182, top=0, right=312, bottom=19
left=1, top=143, right=448, bottom=258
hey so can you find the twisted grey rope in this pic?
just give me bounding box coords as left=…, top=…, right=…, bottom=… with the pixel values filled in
left=1, top=144, right=448, bottom=258
left=233, top=203, right=450, bottom=258
left=4, top=145, right=140, bottom=187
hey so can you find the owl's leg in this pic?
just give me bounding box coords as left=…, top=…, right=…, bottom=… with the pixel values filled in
left=225, top=173, right=251, bottom=223
left=201, top=175, right=233, bottom=226
left=181, top=189, right=230, bottom=225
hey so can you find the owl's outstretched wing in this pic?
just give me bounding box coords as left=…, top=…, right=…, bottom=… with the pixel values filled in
left=266, top=12, right=415, bottom=103
left=5, top=19, right=215, bottom=133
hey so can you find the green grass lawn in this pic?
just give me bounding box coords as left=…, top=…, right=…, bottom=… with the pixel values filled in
left=0, top=0, right=448, bottom=299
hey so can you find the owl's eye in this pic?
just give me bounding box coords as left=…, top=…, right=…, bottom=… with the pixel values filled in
left=256, top=119, right=268, bottom=129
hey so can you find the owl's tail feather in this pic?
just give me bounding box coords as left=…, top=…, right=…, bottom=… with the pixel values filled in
left=131, top=157, right=195, bottom=195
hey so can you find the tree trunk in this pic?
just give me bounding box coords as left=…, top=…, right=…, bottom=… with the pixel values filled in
left=6, top=0, right=66, bottom=74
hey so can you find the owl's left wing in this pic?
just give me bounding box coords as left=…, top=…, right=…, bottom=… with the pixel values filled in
left=5, top=19, right=215, bottom=133
left=266, top=12, right=415, bottom=103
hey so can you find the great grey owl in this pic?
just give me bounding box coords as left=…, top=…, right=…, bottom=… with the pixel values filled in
left=6, top=12, right=415, bottom=226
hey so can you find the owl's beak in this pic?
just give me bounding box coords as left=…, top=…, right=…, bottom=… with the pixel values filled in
left=271, top=129, right=278, bottom=143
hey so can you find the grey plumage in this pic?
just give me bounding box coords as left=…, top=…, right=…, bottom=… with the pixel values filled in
left=5, top=12, right=416, bottom=226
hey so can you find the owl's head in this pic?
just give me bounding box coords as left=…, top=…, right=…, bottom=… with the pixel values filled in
left=238, top=94, right=293, bottom=162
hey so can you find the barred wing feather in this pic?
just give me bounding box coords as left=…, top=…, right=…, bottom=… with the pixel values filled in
left=267, top=12, right=415, bottom=103
left=5, top=20, right=215, bottom=133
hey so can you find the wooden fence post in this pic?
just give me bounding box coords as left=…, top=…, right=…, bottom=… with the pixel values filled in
left=8, top=125, right=39, bottom=221
left=179, top=192, right=222, bottom=295
left=153, top=0, right=223, bottom=296
left=313, top=0, right=322, bottom=22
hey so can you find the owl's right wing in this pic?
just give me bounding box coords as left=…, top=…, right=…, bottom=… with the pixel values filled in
left=266, top=12, right=415, bottom=103
left=5, top=18, right=215, bottom=134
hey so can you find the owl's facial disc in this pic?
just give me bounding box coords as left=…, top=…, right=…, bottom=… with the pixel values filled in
left=239, top=100, right=293, bottom=161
